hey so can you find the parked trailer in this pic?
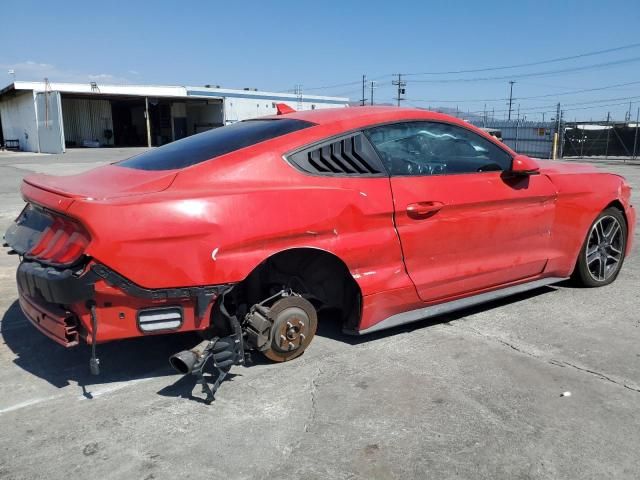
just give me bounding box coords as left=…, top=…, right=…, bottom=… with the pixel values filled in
left=474, top=120, right=557, bottom=159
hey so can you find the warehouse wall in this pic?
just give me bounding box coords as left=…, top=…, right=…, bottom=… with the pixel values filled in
left=223, top=96, right=341, bottom=124
left=61, top=97, right=114, bottom=147
left=0, top=91, right=39, bottom=152
left=185, top=102, right=224, bottom=134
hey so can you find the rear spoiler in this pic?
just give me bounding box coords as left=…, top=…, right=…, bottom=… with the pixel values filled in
left=275, top=103, right=296, bottom=115
left=22, top=180, right=75, bottom=213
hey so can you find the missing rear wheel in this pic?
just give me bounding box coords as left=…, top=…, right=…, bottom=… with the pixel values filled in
left=244, top=295, right=317, bottom=362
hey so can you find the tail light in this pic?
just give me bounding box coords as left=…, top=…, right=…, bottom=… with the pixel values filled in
left=27, top=214, right=90, bottom=266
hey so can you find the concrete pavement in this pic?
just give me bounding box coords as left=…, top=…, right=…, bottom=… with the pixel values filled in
left=0, top=149, right=638, bottom=480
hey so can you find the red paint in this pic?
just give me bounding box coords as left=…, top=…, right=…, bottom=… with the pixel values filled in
left=11, top=107, right=636, bottom=345
left=18, top=290, right=79, bottom=346
left=275, top=103, right=296, bottom=115
left=390, top=171, right=557, bottom=302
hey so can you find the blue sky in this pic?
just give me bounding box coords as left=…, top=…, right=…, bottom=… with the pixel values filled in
left=2, top=0, right=640, bottom=121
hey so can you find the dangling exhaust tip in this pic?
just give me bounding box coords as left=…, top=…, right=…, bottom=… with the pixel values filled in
left=169, top=350, right=198, bottom=374
left=169, top=340, right=210, bottom=374
left=168, top=335, right=244, bottom=402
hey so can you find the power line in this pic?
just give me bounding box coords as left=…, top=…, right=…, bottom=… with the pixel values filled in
left=408, top=56, right=640, bottom=83
left=406, top=79, right=640, bottom=104
left=288, top=74, right=393, bottom=93
left=465, top=94, right=640, bottom=117
left=402, top=41, right=640, bottom=76
left=295, top=80, right=361, bottom=92
left=277, top=42, right=640, bottom=95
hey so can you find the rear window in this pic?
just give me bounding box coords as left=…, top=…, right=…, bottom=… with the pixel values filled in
left=117, top=118, right=315, bottom=171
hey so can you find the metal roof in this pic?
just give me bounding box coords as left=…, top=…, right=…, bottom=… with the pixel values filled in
left=0, top=81, right=348, bottom=103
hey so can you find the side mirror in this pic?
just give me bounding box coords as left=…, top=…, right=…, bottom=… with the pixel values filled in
left=510, top=154, right=540, bottom=176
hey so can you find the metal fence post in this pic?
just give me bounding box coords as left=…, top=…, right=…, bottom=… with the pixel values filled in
left=633, top=107, right=639, bottom=162
left=604, top=112, right=611, bottom=159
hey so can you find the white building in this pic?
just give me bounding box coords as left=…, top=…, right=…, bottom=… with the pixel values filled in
left=0, top=81, right=349, bottom=153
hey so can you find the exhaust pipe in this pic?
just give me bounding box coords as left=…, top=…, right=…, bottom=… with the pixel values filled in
left=168, top=289, right=245, bottom=402
left=169, top=337, right=238, bottom=375
left=169, top=340, right=210, bottom=374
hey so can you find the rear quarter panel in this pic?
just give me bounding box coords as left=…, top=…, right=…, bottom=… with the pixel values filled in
left=67, top=149, right=410, bottom=297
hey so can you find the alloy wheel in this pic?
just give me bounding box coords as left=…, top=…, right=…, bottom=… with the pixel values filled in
left=585, top=215, right=624, bottom=282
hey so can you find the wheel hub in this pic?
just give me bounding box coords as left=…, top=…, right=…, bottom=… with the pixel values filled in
left=262, top=296, right=318, bottom=362
left=274, top=312, right=308, bottom=352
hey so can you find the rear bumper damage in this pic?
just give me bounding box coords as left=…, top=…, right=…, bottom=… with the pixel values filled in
left=14, top=258, right=231, bottom=347
left=18, top=288, right=81, bottom=346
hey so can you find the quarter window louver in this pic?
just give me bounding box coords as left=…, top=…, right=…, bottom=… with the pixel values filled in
left=287, top=133, right=386, bottom=177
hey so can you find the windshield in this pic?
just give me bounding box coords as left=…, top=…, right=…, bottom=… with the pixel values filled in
left=117, top=118, right=315, bottom=171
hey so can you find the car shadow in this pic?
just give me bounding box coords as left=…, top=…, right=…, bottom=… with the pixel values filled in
left=2, top=285, right=559, bottom=401
left=315, top=285, right=559, bottom=345
left=1, top=300, right=198, bottom=391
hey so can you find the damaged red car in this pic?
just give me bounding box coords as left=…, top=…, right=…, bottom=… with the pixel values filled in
left=4, top=107, right=636, bottom=385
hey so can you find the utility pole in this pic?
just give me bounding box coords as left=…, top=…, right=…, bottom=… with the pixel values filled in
left=393, top=74, right=406, bottom=107
left=360, top=74, right=367, bottom=106
left=294, top=84, right=303, bottom=110
left=633, top=107, right=639, bottom=161
left=370, top=81, right=376, bottom=106
left=542, top=112, right=545, bottom=123
left=605, top=111, right=611, bottom=159
left=507, top=81, right=515, bottom=121
left=559, top=109, right=565, bottom=158
left=144, top=97, right=152, bottom=148
left=552, top=103, right=561, bottom=160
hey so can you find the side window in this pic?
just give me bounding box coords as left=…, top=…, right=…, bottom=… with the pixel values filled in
left=365, top=121, right=512, bottom=176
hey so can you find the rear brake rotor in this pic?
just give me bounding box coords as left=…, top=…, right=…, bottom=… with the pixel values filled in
left=262, top=296, right=317, bottom=362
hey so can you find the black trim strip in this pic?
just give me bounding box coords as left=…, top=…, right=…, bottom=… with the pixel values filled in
left=91, top=264, right=232, bottom=319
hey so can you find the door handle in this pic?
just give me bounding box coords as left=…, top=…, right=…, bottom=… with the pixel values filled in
left=406, top=201, right=444, bottom=219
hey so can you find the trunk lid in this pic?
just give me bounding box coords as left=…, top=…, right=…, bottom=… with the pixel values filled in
left=23, top=164, right=178, bottom=201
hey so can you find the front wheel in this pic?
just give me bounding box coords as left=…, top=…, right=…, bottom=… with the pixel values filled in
left=573, top=207, right=627, bottom=287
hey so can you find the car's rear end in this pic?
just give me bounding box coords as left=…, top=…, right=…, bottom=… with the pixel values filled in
left=4, top=169, right=221, bottom=353
left=6, top=197, right=91, bottom=346
left=3, top=117, right=322, bottom=353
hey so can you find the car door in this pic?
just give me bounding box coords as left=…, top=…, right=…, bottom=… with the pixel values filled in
left=365, top=121, right=558, bottom=303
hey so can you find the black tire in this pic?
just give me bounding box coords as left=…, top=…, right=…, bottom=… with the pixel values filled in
left=573, top=207, right=627, bottom=287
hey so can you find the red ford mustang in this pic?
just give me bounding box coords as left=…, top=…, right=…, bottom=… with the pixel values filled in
left=4, top=107, right=636, bottom=378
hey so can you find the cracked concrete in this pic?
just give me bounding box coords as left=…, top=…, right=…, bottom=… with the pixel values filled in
left=0, top=149, right=638, bottom=479
left=549, top=360, right=640, bottom=393
left=455, top=322, right=640, bottom=394
left=304, top=366, right=322, bottom=433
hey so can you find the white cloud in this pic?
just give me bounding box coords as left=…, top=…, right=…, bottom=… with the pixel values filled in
left=1, top=60, right=131, bottom=85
